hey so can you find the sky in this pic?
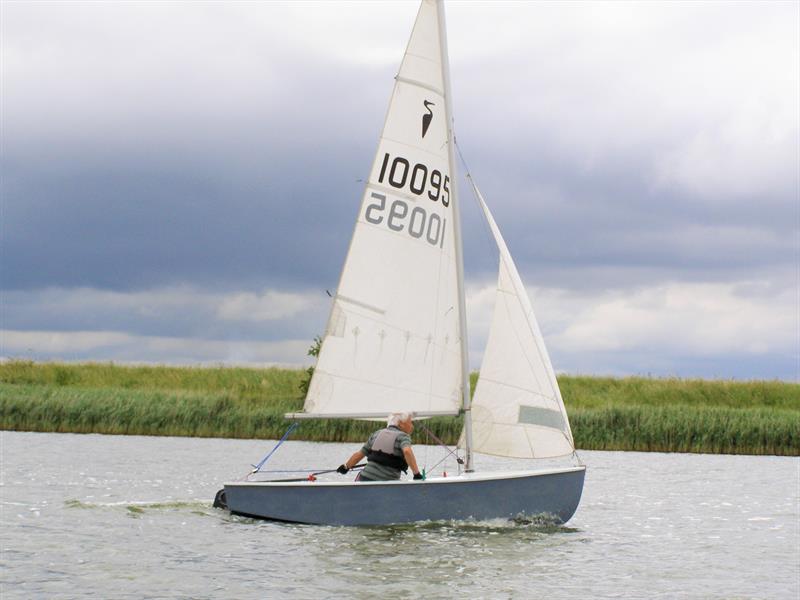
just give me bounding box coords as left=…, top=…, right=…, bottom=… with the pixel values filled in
left=2, top=1, right=798, bottom=381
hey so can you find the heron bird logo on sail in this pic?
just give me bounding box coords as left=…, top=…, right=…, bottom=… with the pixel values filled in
left=422, top=100, right=435, bottom=138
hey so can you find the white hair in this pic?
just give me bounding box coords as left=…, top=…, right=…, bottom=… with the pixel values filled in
left=387, top=412, right=413, bottom=427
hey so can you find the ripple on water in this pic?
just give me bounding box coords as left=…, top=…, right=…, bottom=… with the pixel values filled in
left=0, top=433, right=797, bottom=600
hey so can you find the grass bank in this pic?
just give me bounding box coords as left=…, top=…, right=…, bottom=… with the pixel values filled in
left=1, top=361, right=797, bottom=455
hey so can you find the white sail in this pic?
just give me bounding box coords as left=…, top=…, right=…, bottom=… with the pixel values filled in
left=468, top=181, right=575, bottom=458
left=299, top=0, right=463, bottom=419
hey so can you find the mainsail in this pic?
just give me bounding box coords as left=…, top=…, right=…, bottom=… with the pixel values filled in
left=299, top=0, right=463, bottom=419
left=468, top=180, right=576, bottom=458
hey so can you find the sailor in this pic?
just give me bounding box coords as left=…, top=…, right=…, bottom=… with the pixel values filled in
left=337, top=412, right=425, bottom=481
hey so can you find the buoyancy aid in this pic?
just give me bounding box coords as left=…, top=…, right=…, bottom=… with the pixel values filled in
left=366, top=427, right=409, bottom=473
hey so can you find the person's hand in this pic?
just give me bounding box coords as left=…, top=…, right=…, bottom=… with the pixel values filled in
left=413, top=472, right=425, bottom=480
left=336, top=464, right=349, bottom=474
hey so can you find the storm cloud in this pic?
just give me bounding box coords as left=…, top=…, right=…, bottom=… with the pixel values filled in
left=2, top=1, right=797, bottom=379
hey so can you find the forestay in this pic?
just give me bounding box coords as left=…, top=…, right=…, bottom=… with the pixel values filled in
left=468, top=181, right=575, bottom=458
left=300, top=0, right=463, bottom=419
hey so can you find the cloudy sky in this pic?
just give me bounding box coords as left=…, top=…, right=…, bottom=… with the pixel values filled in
left=2, top=1, right=798, bottom=380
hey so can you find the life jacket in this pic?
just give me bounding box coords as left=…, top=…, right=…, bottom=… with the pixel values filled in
left=366, top=427, right=409, bottom=473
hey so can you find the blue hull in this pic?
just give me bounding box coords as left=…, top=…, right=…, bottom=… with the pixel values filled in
left=223, top=467, right=585, bottom=526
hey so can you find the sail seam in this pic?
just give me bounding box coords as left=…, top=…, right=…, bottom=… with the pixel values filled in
left=476, top=376, right=559, bottom=406
left=525, top=423, right=538, bottom=458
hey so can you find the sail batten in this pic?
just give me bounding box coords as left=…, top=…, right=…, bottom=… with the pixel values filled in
left=394, top=76, right=444, bottom=95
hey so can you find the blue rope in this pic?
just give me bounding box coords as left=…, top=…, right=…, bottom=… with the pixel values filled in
left=251, top=422, right=299, bottom=473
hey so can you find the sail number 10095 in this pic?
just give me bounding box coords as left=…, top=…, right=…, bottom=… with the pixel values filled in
left=377, top=152, right=450, bottom=207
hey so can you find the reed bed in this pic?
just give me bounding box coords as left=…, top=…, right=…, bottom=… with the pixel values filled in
left=1, top=361, right=797, bottom=455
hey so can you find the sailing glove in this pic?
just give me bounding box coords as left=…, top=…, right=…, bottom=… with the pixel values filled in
left=337, top=464, right=349, bottom=474
left=413, top=472, right=425, bottom=480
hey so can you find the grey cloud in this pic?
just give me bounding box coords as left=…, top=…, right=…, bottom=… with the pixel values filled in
left=556, top=349, right=796, bottom=382
left=2, top=2, right=796, bottom=379
left=4, top=1, right=796, bottom=295
left=2, top=10, right=394, bottom=292
left=3, top=288, right=328, bottom=344
left=459, top=152, right=796, bottom=293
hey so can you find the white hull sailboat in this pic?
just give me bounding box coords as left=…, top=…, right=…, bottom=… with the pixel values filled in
left=219, top=0, right=585, bottom=526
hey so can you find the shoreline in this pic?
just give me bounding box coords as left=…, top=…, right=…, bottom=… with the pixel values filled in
left=1, top=361, right=797, bottom=456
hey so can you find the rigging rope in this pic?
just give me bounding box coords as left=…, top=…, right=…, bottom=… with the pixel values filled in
left=454, top=138, right=500, bottom=266
left=427, top=452, right=454, bottom=475
left=249, top=463, right=366, bottom=483
left=416, top=421, right=464, bottom=466
left=247, top=422, right=299, bottom=476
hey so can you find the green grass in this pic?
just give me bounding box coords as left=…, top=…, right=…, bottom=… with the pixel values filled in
left=1, top=361, right=797, bottom=455
left=0, top=360, right=304, bottom=398
left=559, top=376, right=798, bottom=410
left=570, top=405, right=797, bottom=455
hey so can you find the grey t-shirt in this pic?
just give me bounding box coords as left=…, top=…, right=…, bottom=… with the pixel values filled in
left=360, top=426, right=412, bottom=481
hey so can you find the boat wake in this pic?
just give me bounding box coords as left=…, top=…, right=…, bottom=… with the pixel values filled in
left=64, top=498, right=213, bottom=516
left=376, top=514, right=580, bottom=535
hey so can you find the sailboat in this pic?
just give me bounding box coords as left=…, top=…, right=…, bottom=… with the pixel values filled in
left=219, top=0, right=585, bottom=526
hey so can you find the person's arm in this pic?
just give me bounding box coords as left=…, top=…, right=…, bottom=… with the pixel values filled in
left=402, top=446, right=421, bottom=477
left=337, top=450, right=365, bottom=474
left=344, top=450, right=365, bottom=470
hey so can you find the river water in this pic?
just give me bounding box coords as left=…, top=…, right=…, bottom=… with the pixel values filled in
left=1, top=431, right=797, bottom=599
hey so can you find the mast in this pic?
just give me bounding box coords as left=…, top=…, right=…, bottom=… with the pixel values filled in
left=436, top=0, right=473, bottom=472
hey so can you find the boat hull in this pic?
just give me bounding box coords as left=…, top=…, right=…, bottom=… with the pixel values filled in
left=223, top=466, right=585, bottom=526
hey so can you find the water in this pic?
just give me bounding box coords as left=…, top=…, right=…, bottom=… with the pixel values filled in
left=1, top=432, right=797, bottom=599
